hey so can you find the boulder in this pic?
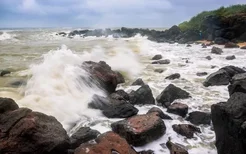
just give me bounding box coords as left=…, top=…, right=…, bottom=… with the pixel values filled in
left=0, top=97, right=19, bottom=114
left=240, top=46, right=246, bottom=49
left=224, top=42, right=239, bottom=48
left=211, top=92, right=246, bottom=154
left=0, top=70, right=11, bottom=77
left=164, top=139, right=188, bottom=154
left=205, top=56, right=212, bottom=60
left=152, top=59, right=170, bottom=65
left=154, top=69, right=164, bottom=73
left=186, top=111, right=211, bottom=125
left=129, top=85, right=155, bottom=105
left=0, top=106, right=70, bottom=154
left=132, top=78, right=145, bottom=86
left=211, top=46, right=223, bottom=55
left=196, top=72, right=208, bottom=77
left=165, top=73, right=181, bottom=80
left=115, top=71, right=125, bottom=84
left=202, top=43, right=207, bottom=48
left=74, top=132, right=137, bottom=154
left=112, top=89, right=130, bottom=101
left=203, top=66, right=246, bottom=87
left=152, top=54, right=162, bottom=60
left=82, top=61, right=123, bottom=94
left=228, top=73, right=246, bottom=96
left=111, top=114, right=166, bottom=146
left=156, top=84, right=190, bottom=107
left=186, top=44, right=192, bottom=47
left=172, top=124, right=201, bottom=138
left=226, top=55, right=236, bottom=60
left=147, top=107, right=172, bottom=120
left=70, top=127, right=100, bottom=149
left=167, top=102, right=188, bottom=117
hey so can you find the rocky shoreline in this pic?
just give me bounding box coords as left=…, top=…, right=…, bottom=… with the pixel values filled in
left=1, top=44, right=246, bottom=154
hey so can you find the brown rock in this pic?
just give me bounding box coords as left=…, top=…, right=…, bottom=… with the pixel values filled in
left=224, top=42, right=239, bottom=48
left=172, top=124, right=201, bottom=138
left=167, top=102, right=188, bottom=117
left=0, top=97, right=19, bottom=114
left=164, top=140, right=188, bottom=154
left=74, top=132, right=137, bottom=154
left=111, top=114, right=166, bottom=146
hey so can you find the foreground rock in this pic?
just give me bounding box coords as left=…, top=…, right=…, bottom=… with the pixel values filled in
left=226, top=55, right=236, bottom=60
left=111, top=114, right=166, bottom=146
left=0, top=98, right=18, bottom=113
left=89, top=94, right=138, bottom=118
left=203, top=66, right=246, bottom=87
left=211, top=46, right=223, bottom=55
left=82, top=61, right=124, bottom=94
left=228, top=73, right=246, bottom=96
left=70, top=127, right=100, bottom=149
left=156, top=84, right=190, bottom=107
left=224, top=42, right=239, bottom=48
left=167, top=103, right=188, bottom=117
left=147, top=107, right=172, bottom=120
left=165, top=139, right=188, bottom=154
left=132, top=78, right=145, bottom=86
left=129, top=85, right=155, bottom=105
left=165, top=73, right=181, bottom=80
left=186, top=111, right=211, bottom=125
left=152, top=59, right=171, bottom=65
left=152, top=54, right=162, bottom=60
left=74, top=132, right=137, bottom=154
left=0, top=98, right=70, bottom=154
left=172, top=124, right=201, bottom=138
left=211, top=92, right=246, bottom=154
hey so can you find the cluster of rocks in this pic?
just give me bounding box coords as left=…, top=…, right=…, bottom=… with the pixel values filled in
left=0, top=60, right=214, bottom=154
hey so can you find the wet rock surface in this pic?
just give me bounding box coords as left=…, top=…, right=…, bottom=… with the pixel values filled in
left=167, top=102, right=188, bottom=117
left=152, top=54, right=162, bottom=60
left=186, top=111, right=211, bottom=125
left=111, top=114, right=166, bottom=146
left=165, top=140, right=189, bottom=154
left=74, top=132, right=137, bottom=154
left=165, top=73, right=181, bottom=80
left=132, top=78, right=145, bottom=86
left=172, top=124, right=201, bottom=138
left=228, top=73, right=246, bottom=96
left=129, top=85, right=155, bottom=105
left=156, top=84, right=190, bottom=107
left=147, top=107, right=172, bottom=120
left=211, top=46, right=223, bottom=55
left=196, top=72, right=208, bottom=77
left=152, top=59, right=171, bottom=65
left=154, top=69, right=164, bottom=73
left=226, top=55, right=236, bottom=60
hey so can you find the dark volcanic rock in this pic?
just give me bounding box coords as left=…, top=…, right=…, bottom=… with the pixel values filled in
left=224, top=42, right=239, bottom=48
left=115, top=71, right=125, bottom=84
left=172, top=124, right=201, bottom=138
left=211, top=92, right=246, bottom=154
left=82, top=61, right=123, bottom=94
left=154, top=69, right=164, bottom=73
left=74, top=132, right=137, bottom=154
left=211, top=46, right=223, bottom=55
left=165, top=140, right=188, bottom=154
left=228, top=73, right=246, bottom=96
left=226, top=55, right=236, bottom=60
left=111, top=114, right=166, bottom=146
left=167, top=103, right=188, bottom=117
left=0, top=107, right=70, bottom=154
left=70, top=127, right=100, bottom=149
left=203, top=66, right=246, bottom=87
left=205, top=56, right=212, bottom=60
left=196, top=72, right=208, bottom=76
left=152, top=54, right=162, bottom=60
left=156, top=84, right=190, bottom=107
left=112, top=89, right=130, bottom=101
left=0, top=70, right=11, bottom=77
left=186, top=44, right=192, bottom=47
left=165, top=73, right=181, bottom=80
left=186, top=111, right=211, bottom=125
left=152, top=59, right=170, bottom=65
left=0, top=97, right=19, bottom=114
left=129, top=85, right=155, bottom=105
left=147, top=107, right=172, bottom=120
left=202, top=43, right=207, bottom=48
left=214, top=37, right=229, bottom=45
left=132, top=78, right=145, bottom=86
left=9, top=80, right=27, bottom=87
left=137, top=150, right=155, bottom=154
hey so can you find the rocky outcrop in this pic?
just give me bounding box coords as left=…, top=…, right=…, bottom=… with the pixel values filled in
left=152, top=54, right=162, bottom=60
left=111, top=114, right=166, bottom=146
left=167, top=103, right=188, bottom=117
left=132, top=78, right=145, bottom=86
left=211, top=46, right=223, bottom=55
left=129, top=85, right=155, bottom=105
left=211, top=92, right=246, bottom=154
left=152, top=59, right=171, bottom=65
left=147, top=107, right=172, bottom=120
left=156, top=84, right=190, bottom=107
left=228, top=73, right=246, bottom=96
left=0, top=98, right=70, bottom=154
left=172, top=124, right=201, bottom=138
left=82, top=61, right=124, bottom=94
left=186, top=111, right=211, bottom=125
left=74, top=132, right=137, bottom=154
left=165, top=73, right=181, bottom=80
left=70, top=127, right=100, bottom=149
left=203, top=66, right=245, bottom=87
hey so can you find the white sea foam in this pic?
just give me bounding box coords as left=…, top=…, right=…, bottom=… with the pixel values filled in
left=0, top=32, right=12, bottom=40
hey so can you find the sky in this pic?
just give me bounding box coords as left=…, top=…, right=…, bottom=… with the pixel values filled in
left=0, top=0, right=245, bottom=28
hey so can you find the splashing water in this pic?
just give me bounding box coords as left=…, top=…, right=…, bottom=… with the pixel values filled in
left=0, top=32, right=12, bottom=40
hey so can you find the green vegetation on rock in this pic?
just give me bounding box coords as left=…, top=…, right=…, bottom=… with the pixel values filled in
left=179, top=4, right=246, bottom=31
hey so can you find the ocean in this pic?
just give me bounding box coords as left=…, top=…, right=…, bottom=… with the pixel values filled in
left=1, top=28, right=244, bottom=154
